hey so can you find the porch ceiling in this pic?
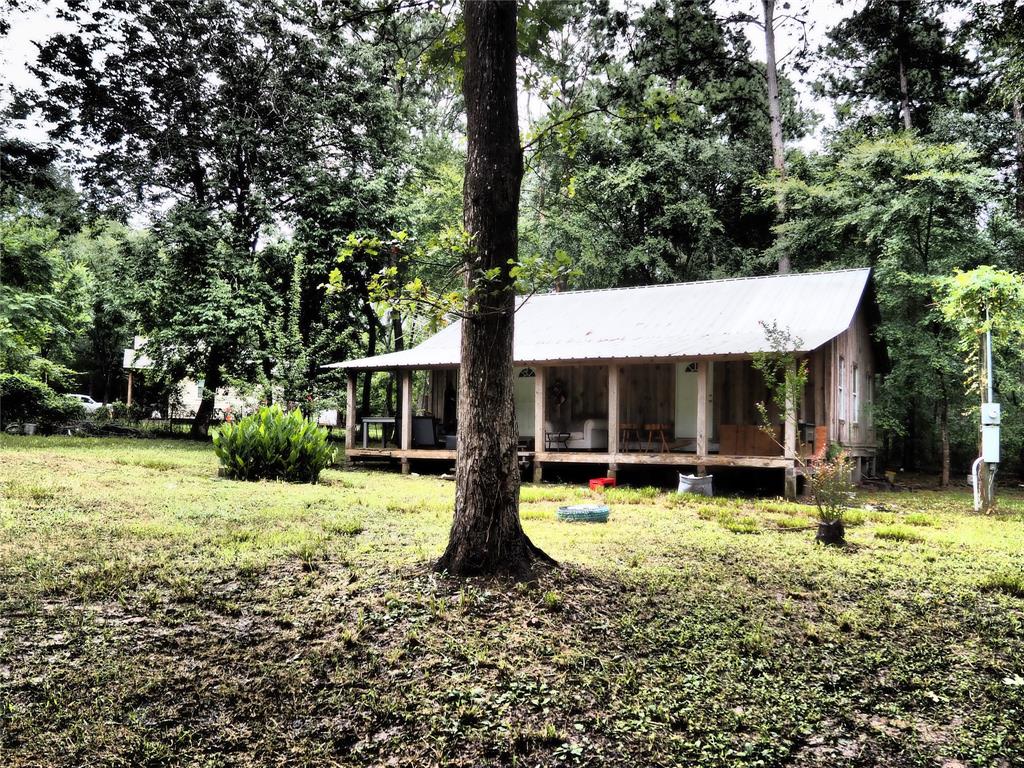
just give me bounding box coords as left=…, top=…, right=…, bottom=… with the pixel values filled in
left=327, top=268, right=872, bottom=371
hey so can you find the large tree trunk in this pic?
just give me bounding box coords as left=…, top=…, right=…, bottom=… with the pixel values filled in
left=390, top=311, right=405, bottom=433
left=896, top=4, right=913, bottom=130
left=762, top=0, right=790, bottom=274
left=190, top=345, right=223, bottom=438
left=898, top=54, right=913, bottom=130
left=436, top=0, right=554, bottom=579
left=1013, top=97, right=1024, bottom=222
left=360, top=305, right=378, bottom=418
left=903, top=399, right=917, bottom=471
left=939, top=388, right=950, bottom=488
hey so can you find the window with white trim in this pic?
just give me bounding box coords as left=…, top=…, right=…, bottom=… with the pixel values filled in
left=866, top=371, right=874, bottom=426
left=852, top=364, right=859, bottom=424
left=838, top=356, right=846, bottom=421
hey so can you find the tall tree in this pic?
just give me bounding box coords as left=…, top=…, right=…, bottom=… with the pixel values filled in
left=15, top=0, right=406, bottom=434
left=523, top=0, right=793, bottom=287
left=0, top=139, right=91, bottom=385
left=969, top=0, right=1024, bottom=222
left=762, top=0, right=789, bottom=273
left=436, top=0, right=553, bottom=578
left=820, top=0, right=972, bottom=135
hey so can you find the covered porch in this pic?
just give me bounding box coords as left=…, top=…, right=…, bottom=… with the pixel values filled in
left=343, top=357, right=815, bottom=497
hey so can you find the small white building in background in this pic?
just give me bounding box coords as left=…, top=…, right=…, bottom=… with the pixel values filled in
left=122, top=337, right=261, bottom=418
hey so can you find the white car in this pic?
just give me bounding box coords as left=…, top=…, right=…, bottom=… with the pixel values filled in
left=68, top=394, right=104, bottom=413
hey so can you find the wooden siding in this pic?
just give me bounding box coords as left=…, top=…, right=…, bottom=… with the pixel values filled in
left=823, top=299, right=878, bottom=455
left=619, top=363, right=674, bottom=427
left=543, top=365, right=609, bottom=428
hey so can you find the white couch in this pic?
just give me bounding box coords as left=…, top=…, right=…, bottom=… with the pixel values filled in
left=545, top=418, right=608, bottom=450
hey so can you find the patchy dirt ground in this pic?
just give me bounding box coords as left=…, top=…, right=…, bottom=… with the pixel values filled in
left=1, top=437, right=1022, bottom=767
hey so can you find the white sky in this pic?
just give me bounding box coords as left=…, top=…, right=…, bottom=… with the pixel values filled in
left=2, top=1, right=857, bottom=152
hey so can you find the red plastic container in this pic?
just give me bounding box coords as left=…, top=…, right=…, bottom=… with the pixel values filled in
left=589, top=477, right=617, bottom=491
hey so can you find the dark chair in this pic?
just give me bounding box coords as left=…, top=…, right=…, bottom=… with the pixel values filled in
left=412, top=416, right=443, bottom=447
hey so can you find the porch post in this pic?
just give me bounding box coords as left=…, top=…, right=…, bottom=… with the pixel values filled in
left=533, top=365, right=546, bottom=483
left=345, top=371, right=356, bottom=456
left=400, top=369, right=413, bottom=474
left=607, top=363, right=620, bottom=479
left=696, top=360, right=708, bottom=474
left=784, top=360, right=798, bottom=499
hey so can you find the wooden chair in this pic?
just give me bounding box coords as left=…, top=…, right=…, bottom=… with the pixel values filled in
left=643, top=423, right=671, bottom=453
left=619, top=422, right=640, bottom=452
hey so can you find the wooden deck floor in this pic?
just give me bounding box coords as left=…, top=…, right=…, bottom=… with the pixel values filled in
left=345, top=447, right=793, bottom=470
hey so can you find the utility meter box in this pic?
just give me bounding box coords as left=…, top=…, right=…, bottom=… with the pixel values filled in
left=982, top=425, right=1000, bottom=463
left=981, top=402, right=1001, bottom=426
left=981, top=403, right=1001, bottom=463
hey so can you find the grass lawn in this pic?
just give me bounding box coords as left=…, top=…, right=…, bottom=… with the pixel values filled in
left=1, top=437, right=1023, bottom=767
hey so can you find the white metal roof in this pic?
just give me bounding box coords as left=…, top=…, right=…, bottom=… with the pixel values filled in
left=328, top=268, right=873, bottom=370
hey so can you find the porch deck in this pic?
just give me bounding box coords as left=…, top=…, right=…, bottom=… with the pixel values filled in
left=345, top=446, right=794, bottom=471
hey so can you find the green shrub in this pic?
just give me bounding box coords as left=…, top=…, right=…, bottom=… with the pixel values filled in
left=979, top=570, right=1024, bottom=598
left=47, top=393, right=86, bottom=424
left=107, top=400, right=144, bottom=422
left=604, top=486, right=660, bottom=504
left=808, top=452, right=855, bottom=523
left=773, top=515, right=814, bottom=530
left=0, top=373, right=84, bottom=427
left=542, top=590, right=563, bottom=611
left=720, top=515, right=759, bottom=535
left=904, top=512, right=937, bottom=527
left=843, top=509, right=867, bottom=526
left=212, top=405, right=335, bottom=483
left=875, top=525, right=924, bottom=543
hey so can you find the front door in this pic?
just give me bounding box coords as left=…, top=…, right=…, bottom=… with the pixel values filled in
left=514, top=368, right=535, bottom=437
left=674, top=362, right=712, bottom=439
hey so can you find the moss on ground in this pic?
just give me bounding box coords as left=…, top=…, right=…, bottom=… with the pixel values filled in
left=1, top=436, right=1022, bottom=766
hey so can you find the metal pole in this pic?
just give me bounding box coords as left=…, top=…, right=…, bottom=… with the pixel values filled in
left=986, top=306, right=993, bottom=405
left=984, top=306, right=997, bottom=508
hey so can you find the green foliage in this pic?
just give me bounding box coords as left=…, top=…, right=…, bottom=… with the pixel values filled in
left=751, top=321, right=808, bottom=419
left=519, top=0, right=805, bottom=287
left=212, top=406, right=335, bottom=484
left=875, top=525, right=925, bottom=543
left=820, top=0, right=972, bottom=133
left=0, top=216, right=91, bottom=382
left=979, top=569, right=1024, bottom=599
left=0, top=374, right=85, bottom=427
left=719, top=515, right=760, bottom=535
left=20, top=0, right=417, bottom=430
left=939, top=266, right=1024, bottom=396
left=97, top=400, right=145, bottom=424
left=603, top=486, right=660, bottom=505
left=1, top=142, right=133, bottom=400
left=811, top=453, right=856, bottom=524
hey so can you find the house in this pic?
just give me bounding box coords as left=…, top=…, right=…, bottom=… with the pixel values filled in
left=122, top=337, right=261, bottom=418
left=328, top=268, right=883, bottom=497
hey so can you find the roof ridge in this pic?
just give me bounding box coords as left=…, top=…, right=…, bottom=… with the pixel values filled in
left=519, top=267, right=871, bottom=300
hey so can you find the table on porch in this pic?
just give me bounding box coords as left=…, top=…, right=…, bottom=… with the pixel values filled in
left=544, top=431, right=572, bottom=451
left=361, top=416, right=396, bottom=448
